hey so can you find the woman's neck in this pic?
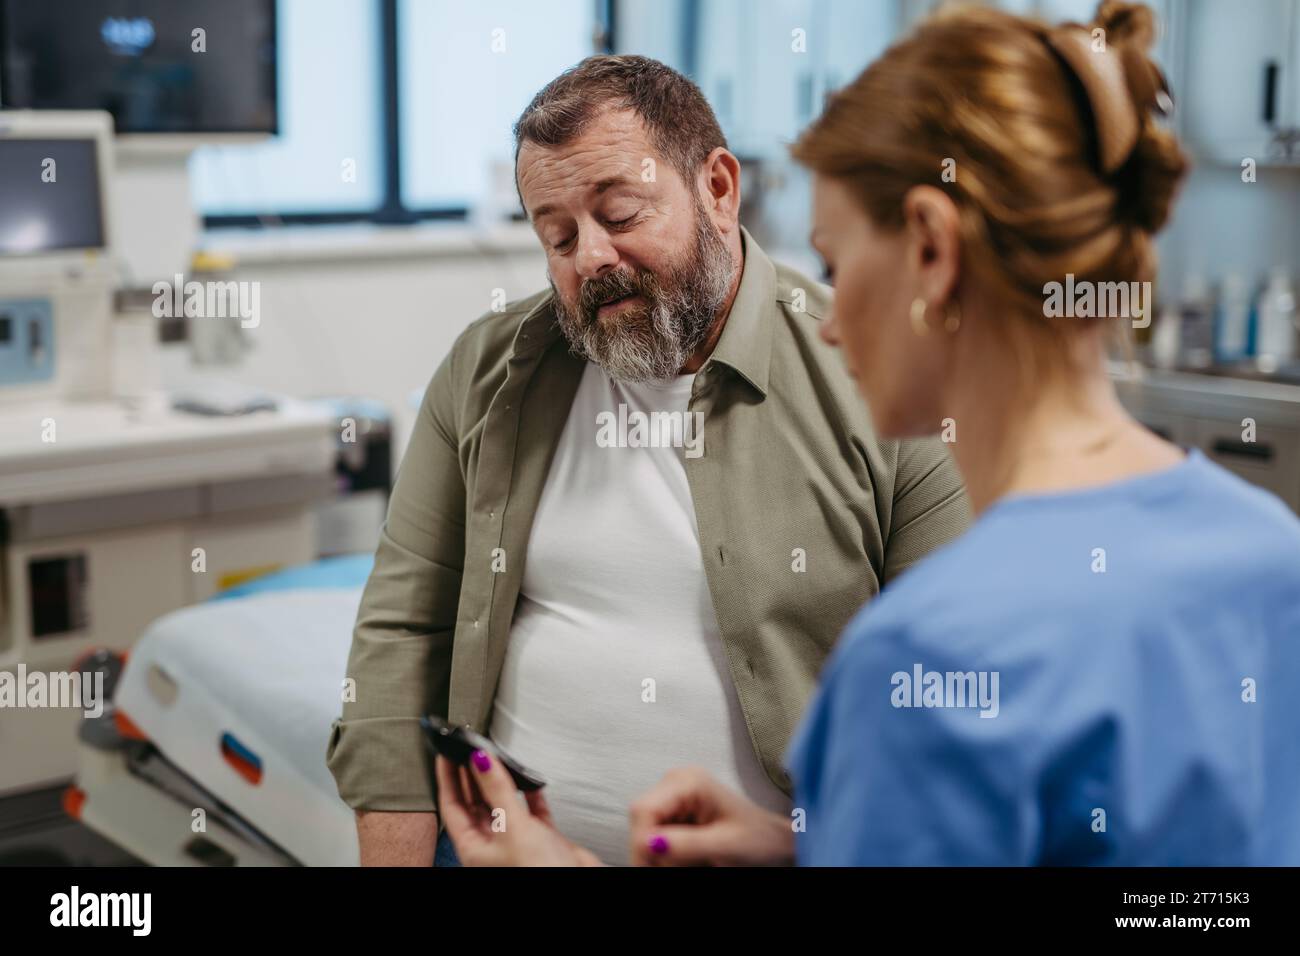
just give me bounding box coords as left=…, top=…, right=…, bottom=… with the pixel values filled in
left=944, top=333, right=1182, bottom=515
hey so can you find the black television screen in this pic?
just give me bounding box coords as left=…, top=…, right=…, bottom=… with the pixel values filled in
left=0, top=0, right=276, bottom=135
left=0, top=138, right=104, bottom=253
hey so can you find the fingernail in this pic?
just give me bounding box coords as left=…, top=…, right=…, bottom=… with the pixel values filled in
left=471, top=749, right=492, bottom=772
left=648, top=834, right=669, bottom=856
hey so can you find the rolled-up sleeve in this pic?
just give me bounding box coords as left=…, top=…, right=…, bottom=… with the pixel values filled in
left=882, top=437, right=971, bottom=584
left=326, top=350, right=466, bottom=811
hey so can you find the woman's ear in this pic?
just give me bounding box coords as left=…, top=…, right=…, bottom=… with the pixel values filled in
left=901, top=185, right=961, bottom=305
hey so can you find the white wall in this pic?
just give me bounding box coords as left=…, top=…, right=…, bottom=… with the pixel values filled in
left=1157, top=164, right=1300, bottom=298
left=163, top=225, right=550, bottom=461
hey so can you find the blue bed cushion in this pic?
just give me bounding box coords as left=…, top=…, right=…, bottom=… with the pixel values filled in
left=212, top=553, right=374, bottom=600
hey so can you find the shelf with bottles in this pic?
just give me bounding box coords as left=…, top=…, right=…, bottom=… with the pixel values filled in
left=1144, top=268, right=1299, bottom=383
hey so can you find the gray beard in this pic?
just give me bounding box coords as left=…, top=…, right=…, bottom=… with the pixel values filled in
left=550, top=205, right=737, bottom=384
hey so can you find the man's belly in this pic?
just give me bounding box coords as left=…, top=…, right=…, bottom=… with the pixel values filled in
left=488, top=594, right=792, bottom=865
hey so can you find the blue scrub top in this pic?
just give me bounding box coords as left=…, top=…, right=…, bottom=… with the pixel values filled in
left=784, top=449, right=1300, bottom=865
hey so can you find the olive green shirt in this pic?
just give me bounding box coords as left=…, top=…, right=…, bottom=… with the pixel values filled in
left=326, top=229, right=971, bottom=811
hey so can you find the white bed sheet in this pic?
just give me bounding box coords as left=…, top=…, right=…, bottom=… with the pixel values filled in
left=114, top=588, right=363, bottom=866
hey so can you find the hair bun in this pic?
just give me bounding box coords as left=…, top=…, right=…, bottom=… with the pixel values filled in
left=1091, top=1, right=1187, bottom=233
left=1045, top=25, right=1142, bottom=174
left=1095, top=0, right=1155, bottom=47
left=1047, top=2, right=1186, bottom=233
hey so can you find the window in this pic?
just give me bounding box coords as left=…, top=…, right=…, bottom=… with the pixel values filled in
left=191, top=0, right=607, bottom=226
left=190, top=0, right=384, bottom=218
left=398, top=0, right=599, bottom=213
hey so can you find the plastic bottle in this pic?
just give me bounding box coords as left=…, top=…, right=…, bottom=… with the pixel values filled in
left=1214, top=272, right=1252, bottom=363
left=1179, top=273, right=1214, bottom=369
left=1255, top=269, right=1297, bottom=374
left=1151, top=302, right=1181, bottom=370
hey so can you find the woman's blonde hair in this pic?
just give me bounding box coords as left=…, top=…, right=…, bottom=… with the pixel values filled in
left=792, top=1, right=1188, bottom=344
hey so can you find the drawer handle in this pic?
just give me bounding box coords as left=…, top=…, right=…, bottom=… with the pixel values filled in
left=1263, top=61, right=1279, bottom=126
left=1211, top=439, right=1274, bottom=462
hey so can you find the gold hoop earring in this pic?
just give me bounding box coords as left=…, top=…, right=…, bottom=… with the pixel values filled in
left=943, top=300, right=961, bottom=334
left=909, top=297, right=929, bottom=336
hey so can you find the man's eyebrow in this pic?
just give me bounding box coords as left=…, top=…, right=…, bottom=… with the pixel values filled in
left=593, top=176, right=636, bottom=195
left=529, top=176, right=641, bottom=222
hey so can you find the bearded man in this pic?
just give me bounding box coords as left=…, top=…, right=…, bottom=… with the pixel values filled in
left=326, top=55, right=971, bottom=866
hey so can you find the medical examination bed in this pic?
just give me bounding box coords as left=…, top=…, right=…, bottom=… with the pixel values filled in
left=66, top=555, right=373, bottom=866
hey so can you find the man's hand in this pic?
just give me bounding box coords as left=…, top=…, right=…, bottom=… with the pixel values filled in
left=627, top=766, right=796, bottom=866
left=356, top=810, right=439, bottom=866
left=436, top=751, right=602, bottom=866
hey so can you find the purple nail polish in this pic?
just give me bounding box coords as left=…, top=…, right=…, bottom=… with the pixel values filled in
left=648, top=834, right=669, bottom=856
left=471, top=749, right=492, bottom=772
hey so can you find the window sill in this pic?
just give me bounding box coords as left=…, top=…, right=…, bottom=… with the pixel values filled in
left=198, top=219, right=543, bottom=268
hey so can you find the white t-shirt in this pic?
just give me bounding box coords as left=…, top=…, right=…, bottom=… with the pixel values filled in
left=489, top=362, right=792, bottom=864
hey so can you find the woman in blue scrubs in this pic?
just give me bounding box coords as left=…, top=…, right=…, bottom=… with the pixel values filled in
left=438, top=0, right=1300, bottom=866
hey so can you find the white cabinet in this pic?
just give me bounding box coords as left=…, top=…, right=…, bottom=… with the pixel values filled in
left=693, top=0, right=897, bottom=159
left=694, top=0, right=747, bottom=143
left=1194, top=416, right=1300, bottom=511
left=1183, top=0, right=1300, bottom=163
left=1116, top=369, right=1300, bottom=515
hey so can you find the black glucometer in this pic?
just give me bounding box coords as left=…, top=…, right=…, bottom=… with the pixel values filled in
left=419, top=715, right=547, bottom=792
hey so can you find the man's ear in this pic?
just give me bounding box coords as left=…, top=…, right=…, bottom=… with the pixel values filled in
left=901, top=185, right=961, bottom=305
left=698, top=147, right=743, bottom=231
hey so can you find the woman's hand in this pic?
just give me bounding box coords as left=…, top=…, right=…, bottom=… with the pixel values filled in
left=627, top=766, right=796, bottom=866
left=435, top=751, right=603, bottom=866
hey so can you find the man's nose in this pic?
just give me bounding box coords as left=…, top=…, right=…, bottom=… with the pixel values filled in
left=574, top=228, right=619, bottom=280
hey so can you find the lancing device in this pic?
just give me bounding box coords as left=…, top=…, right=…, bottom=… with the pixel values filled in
left=419, top=714, right=546, bottom=791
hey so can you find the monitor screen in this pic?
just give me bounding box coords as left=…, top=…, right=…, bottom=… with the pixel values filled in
left=0, top=138, right=104, bottom=254
left=0, top=0, right=276, bottom=134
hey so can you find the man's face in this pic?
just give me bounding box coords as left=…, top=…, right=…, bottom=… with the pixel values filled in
left=517, top=108, right=736, bottom=382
